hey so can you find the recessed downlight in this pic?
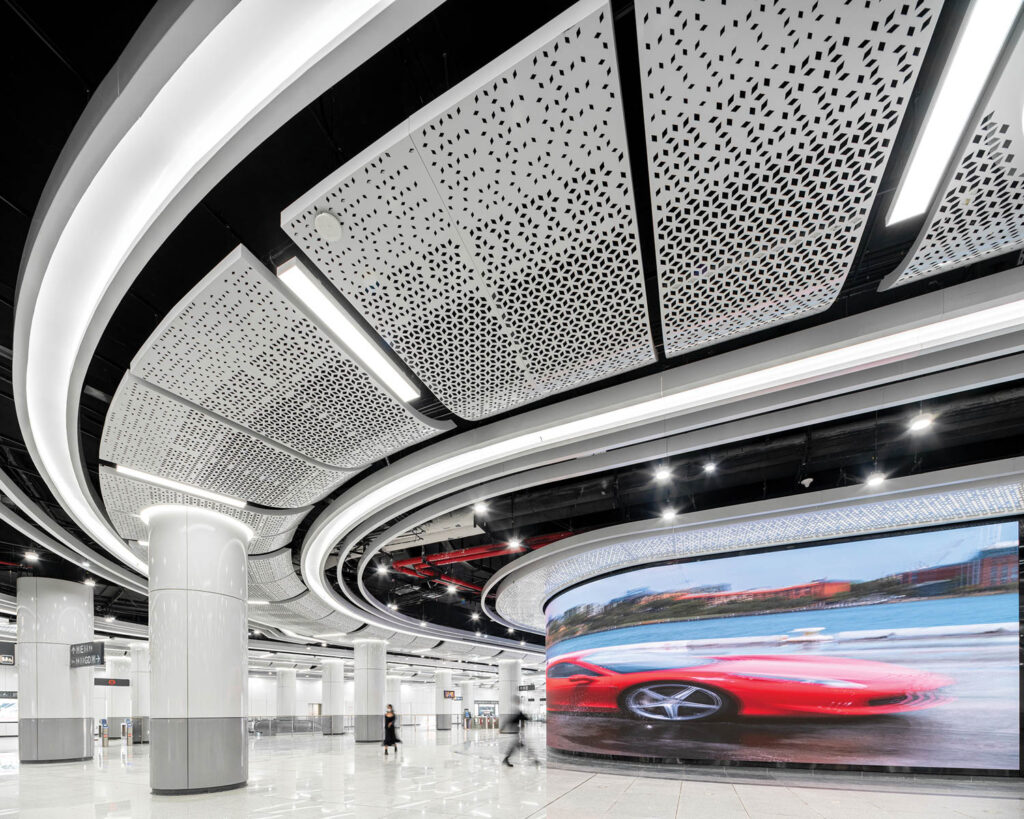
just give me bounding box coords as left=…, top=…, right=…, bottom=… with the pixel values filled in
left=866, top=472, right=887, bottom=488
left=313, top=211, right=343, bottom=242
left=908, top=413, right=935, bottom=432
left=653, top=466, right=671, bottom=483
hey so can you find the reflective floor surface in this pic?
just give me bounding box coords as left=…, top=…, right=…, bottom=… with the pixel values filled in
left=0, top=725, right=1021, bottom=817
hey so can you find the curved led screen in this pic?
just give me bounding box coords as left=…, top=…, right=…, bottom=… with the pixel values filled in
left=545, top=521, right=1020, bottom=772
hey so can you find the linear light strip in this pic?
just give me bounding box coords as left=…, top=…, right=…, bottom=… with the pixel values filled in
left=116, top=464, right=247, bottom=509
left=887, top=0, right=1022, bottom=224
left=303, top=295, right=1024, bottom=620
left=277, top=259, right=421, bottom=403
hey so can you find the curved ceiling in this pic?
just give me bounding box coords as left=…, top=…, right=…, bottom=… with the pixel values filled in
left=4, top=0, right=1024, bottom=656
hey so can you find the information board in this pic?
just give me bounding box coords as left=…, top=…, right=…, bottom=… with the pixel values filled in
left=70, top=641, right=104, bottom=668
left=443, top=689, right=456, bottom=699
left=0, top=642, right=14, bottom=666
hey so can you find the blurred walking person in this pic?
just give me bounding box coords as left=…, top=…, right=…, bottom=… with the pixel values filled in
left=501, top=695, right=536, bottom=767
left=383, top=703, right=400, bottom=756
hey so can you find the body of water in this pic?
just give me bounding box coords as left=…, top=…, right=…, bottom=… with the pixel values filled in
left=548, top=593, right=1018, bottom=656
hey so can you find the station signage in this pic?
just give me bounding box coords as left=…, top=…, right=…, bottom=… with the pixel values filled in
left=70, top=641, right=105, bottom=668
left=0, top=691, right=15, bottom=699
left=443, top=689, right=456, bottom=699
left=0, top=642, right=14, bottom=666
left=518, top=683, right=536, bottom=691
left=94, top=678, right=129, bottom=687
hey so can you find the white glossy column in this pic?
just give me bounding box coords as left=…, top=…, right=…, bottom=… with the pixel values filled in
left=385, top=674, right=402, bottom=717
left=130, top=644, right=151, bottom=743
left=148, top=506, right=249, bottom=794
left=434, top=669, right=452, bottom=731
left=353, top=639, right=385, bottom=742
left=498, top=659, right=521, bottom=733
left=106, top=655, right=132, bottom=738
left=461, top=680, right=476, bottom=725
left=16, top=577, right=93, bottom=762
left=321, top=660, right=345, bottom=735
left=275, top=668, right=296, bottom=729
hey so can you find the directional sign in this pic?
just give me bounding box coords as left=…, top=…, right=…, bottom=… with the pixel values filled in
left=0, top=642, right=14, bottom=666
left=70, top=641, right=105, bottom=668
left=94, top=678, right=129, bottom=687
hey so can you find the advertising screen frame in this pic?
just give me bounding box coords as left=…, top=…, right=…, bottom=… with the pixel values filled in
left=543, top=516, right=1023, bottom=779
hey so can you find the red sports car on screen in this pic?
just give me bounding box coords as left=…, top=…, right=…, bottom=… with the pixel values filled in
left=546, top=644, right=952, bottom=721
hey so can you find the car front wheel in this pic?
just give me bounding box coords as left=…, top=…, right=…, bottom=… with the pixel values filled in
left=622, top=682, right=732, bottom=721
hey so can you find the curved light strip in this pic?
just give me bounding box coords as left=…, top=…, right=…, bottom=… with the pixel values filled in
left=302, top=292, right=1024, bottom=624
left=14, top=1, right=397, bottom=575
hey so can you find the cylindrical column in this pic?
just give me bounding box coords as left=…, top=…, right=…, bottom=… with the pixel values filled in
left=353, top=640, right=385, bottom=742
left=275, top=668, right=296, bottom=730
left=130, top=644, right=151, bottom=743
left=498, top=659, right=521, bottom=733
left=461, top=680, right=476, bottom=725
left=385, top=674, right=402, bottom=719
left=16, top=577, right=94, bottom=762
left=321, top=660, right=345, bottom=735
left=105, top=655, right=131, bottom=738
left=148, top=506, right=249, bottom=794
left=434, top=669, right=452, bottom=731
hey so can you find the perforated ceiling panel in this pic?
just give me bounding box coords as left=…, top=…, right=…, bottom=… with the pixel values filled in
left=248, top=548, right=305, bottom=602
left=636, top=0, right=940, bottom=356
left=497, top=480, right=1024, bottom=631
left=248, top=530, right=298, bottom=557
left=282, top=1, right=654, bottom=420
left=885, top=25, right=1024, bottom=287
left=129, top=247, right=442, bottom=468
left=101, top=378, right=352, bottom=508
left=99, top=467, right=307, bottom=540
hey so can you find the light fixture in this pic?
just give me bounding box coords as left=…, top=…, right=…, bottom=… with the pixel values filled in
left=887, top=0, right=1023, bottom=224
left=388, top=603, right=398, bottom=610
left=248, top=599, right=270, bottom=605
left=24, top=551, right=39, bottom=562
left=84, top=578, right=96, bottom=587
left=653, top=465, right=671, bottom=483
left=470, top=613, right=480, bottom=621
left=105, top=615, right=116, bottom=623
left=661, top=509, right=677, bottom=522
left=507, top=627, right=515, bottom=634
left=320, top=642, right=327, bottom=647
left=420, top=620, right=428, bottom=627
left=472, top=501, right=488, bottom=515
left=252, top=630, right=262, bottom=636
left=520, top=640, right=526, bottom=646
left=475, top=631, right=482, bottom=637
left=116, top=465, right=246, bottom=509
left=137, top=541, right=149, bottom=548
left=508, top=538, right=523, bottom=550
left=703, top=462, right=717, bottom=474
left=447, top=584, right=458, bottom=594
left=277, top=259, right=419, bottom=402
left=82, top=562, right=90, bottom=568
left=866, top=472, right=887, bottom=488
left=313, top=211, right=343, bottom=242
left=908, top=413, right=935, bottom=432
left=376, top=565, right=389, bottom=576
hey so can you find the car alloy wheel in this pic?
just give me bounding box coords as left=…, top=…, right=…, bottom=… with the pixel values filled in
left=624, top=682, right=726, bottom=721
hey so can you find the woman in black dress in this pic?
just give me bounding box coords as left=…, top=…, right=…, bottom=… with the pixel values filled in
left=383, top=703, right=399, bottom=755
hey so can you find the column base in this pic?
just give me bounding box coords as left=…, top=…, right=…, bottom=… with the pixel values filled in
left=322, top=715, right=345, bottom=735
left=131, top=716, right=151, bottom=743
left=150, top=717, right=247, bottom=794
left=436, top=715, right=451, bottom=731
left=19, top=718, right=93, bottom=763
left=152, top=779, right=247, bottom=796
left=354, top=714, right=383, bottom=742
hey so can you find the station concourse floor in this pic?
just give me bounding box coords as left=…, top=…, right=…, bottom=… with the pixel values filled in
left=0, top=725, right=1021, bottom=817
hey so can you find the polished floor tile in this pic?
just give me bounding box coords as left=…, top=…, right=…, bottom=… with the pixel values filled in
left=0, top=726, right=1020, bottom=817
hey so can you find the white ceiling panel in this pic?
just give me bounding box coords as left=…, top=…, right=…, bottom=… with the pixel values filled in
left=884, top=21, right=1024, bottom=287
left=636, top=0, right=940, bottom=355
left=130, top=246, right=443, bottom=468
left=283, top=1, right=654, bottom=420
left=101, top=378, right=352, bottom=508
